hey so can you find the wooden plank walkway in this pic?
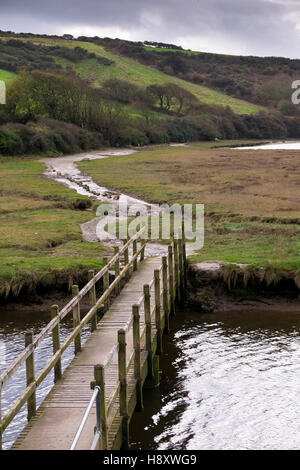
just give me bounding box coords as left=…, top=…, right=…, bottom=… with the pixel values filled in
left=12, top=257, right=163, bottom=450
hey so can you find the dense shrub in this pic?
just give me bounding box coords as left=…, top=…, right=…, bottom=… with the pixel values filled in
left=0, top=119, right=103, bottom=156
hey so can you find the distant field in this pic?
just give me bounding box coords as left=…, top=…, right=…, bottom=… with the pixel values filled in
left=78, top=141, right=300, bottom=271
left=0, top=69, right=16, bottom=84
left=7, top=36, right=263, bottom=115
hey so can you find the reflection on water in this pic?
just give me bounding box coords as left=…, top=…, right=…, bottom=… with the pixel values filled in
left=237, top=142, right=300, bottom=150
left=130, top=309, right=300, bottom=450
left=0, top=308, right=91, bottom=450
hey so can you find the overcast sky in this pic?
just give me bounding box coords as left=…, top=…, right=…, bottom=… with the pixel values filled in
left=1, top=0, right=300, bottom=58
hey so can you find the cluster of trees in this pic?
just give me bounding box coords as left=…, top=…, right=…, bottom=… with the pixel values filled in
left=0, top=39, right=114, bottom=74
left=143, top=41, right=183, bottom=50
left=101, top=78, right=197, bottom=115
left=0, top=119, right=102, bottom=156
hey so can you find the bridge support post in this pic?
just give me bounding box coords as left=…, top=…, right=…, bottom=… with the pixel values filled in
left=132, top=305, right=143, bottom=411
left=51, top=305, right=62, bottom=383
left=118, top=330, right=130, bottom=450
left=94, top=365, right=108, bottom=450
left=114, top=246, right=120, bottom=295
left=162, top=257, right=169, bottom=333
left=178, top=239, right=185, bottom=307
left=72, top=285, right=81, bottom=354
left=0, top=388, right=2, bottom=450
left=143, top=284, right=154, bottom=386
left=124, top=241, right=130, bottom=282
left=154, top=270, right=163, bottom=355
left=173, top=239, right=180, bottom=305
left=140, top=242, right=145, bottom=261
left=168, top=245, right=176, bottom=317
left=103, top=258, right=110, bottom=312
left=133, top=240, right=137, bottom=271
left=25, top=331, right=36, bottom=421
left=88, top=270, right=97, bottom=331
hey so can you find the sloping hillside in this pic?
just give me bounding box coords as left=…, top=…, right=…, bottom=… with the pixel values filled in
left=1, top=35, right=263, bottom=115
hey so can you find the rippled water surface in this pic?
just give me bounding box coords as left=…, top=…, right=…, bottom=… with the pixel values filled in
left=0, top=308, right=91, bottom=449
left=130, top=309, right=300, bottom=450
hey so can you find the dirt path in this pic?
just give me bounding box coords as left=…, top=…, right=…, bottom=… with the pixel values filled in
left=41, top=148, right=167, bottom=257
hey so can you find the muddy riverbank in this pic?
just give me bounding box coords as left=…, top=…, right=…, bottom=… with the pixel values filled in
left=187, top=261, right=299, bottom=313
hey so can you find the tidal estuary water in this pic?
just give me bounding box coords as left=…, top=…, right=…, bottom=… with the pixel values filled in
left=1, top=303, right=300, bottom=450
left=130, top=308, right=300, bottom=450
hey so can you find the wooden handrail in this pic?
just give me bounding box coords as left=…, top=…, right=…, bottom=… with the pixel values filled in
left=0, top=229, right=146, bottom=445
left=1, top=234, right=187, bottom=451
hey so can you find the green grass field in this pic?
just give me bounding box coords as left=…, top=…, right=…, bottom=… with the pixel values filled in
left=6, top=36, right=264, bottom=115
left=78, top=142, right=300, bottom=272
left=0, top=69, right=17, bottom=84
left=0, top=159, right=110, bottom=300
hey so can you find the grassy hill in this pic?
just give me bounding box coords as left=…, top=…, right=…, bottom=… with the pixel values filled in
left=1, top=35, right=263, bottom=115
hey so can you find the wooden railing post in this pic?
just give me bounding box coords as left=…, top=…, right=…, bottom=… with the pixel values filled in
left=88, top=270, right=97, bottom=332
left=182, top=219, right=187, bottom=290
left=173, top=239, right=180, bottom=304
left=124, top=241, right=130, bottom=282
left=178, top=239, right=185, bottom=306
left=114, top=246, right=120, bottom=295
left=0, top=386, right=2, bottom=450
left=51, top=305, right=62, bottom=383
left=72, top=285, right=81, bottom=354
left=168, top=245, right=176, bottom=317
left=140, top=242, right=145, bottom=262
left=94, top=364, right=108, bottom=450
left=103, top=257, right=110, bottom=312
left=154, top=270, right=162, bottom=355
left=25, top=330, right=36, bottom=421
left=144, top=284, right=154, bottom=383
left=132, top=305, right=143, bottom=411
left=162, top=256, right=169, bottom=333
left=118, top=329, right=130, bottom=449
left=133, top=240, right=137, bottom=271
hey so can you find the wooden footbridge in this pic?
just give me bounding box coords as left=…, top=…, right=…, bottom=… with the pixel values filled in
left=0, top=228, right=187, bottom=450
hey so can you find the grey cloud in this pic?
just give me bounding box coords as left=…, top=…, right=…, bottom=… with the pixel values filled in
left=1, top=0, right=300, bottom=57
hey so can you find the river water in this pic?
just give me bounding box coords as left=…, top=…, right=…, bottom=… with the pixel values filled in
left=0, top=308, right=92, bottom=450
left=130, top=308, right=300, bottom=450
left=236, top=141, right=300, bottom=150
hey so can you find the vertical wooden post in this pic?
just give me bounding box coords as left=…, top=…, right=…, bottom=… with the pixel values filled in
left=178, top=239, right=185, bottom=305
left=72, top=285, right=81, bottom=354
left=182, top=218, right=187, bottom=289
left=25, top=330, right=36, bottom=421
left=144, top=284, right=154, bottom=383
left=114, top=246, right=120, bottom=295
left=88, top=270, right=97, bottom=331
left=0, top=386, right=2, bottom=450
left=133, top=239, right=137, bottom=271
left=103, top=257, right=110, bottom=312
left=168, top=245, right=176, bottom=317
left=173, top=239, right=180, bottom=304
left=154, top=270, right=162, bottom=355
left=124, top=241, right=130, bottom=282
left=94, top=364, right=108, bottom=450
left=140, top=243, right=145, bottom=262
left=162, top=256, right=169, bottom=333
left=118, top=329, right=130, bottom=449
left=132, top=305, right=143, bottom=411
left=153, top=355, right=160, bottom=387
left=51, top=305, right=62, bottom=383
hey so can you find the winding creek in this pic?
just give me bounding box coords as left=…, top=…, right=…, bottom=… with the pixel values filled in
left=1, top=143, right=300, bottom=450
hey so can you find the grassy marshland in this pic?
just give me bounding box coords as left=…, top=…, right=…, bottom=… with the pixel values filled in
left=78, top=142, right=300, bottom=281
left=0, top=159, right=110, bottom=301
